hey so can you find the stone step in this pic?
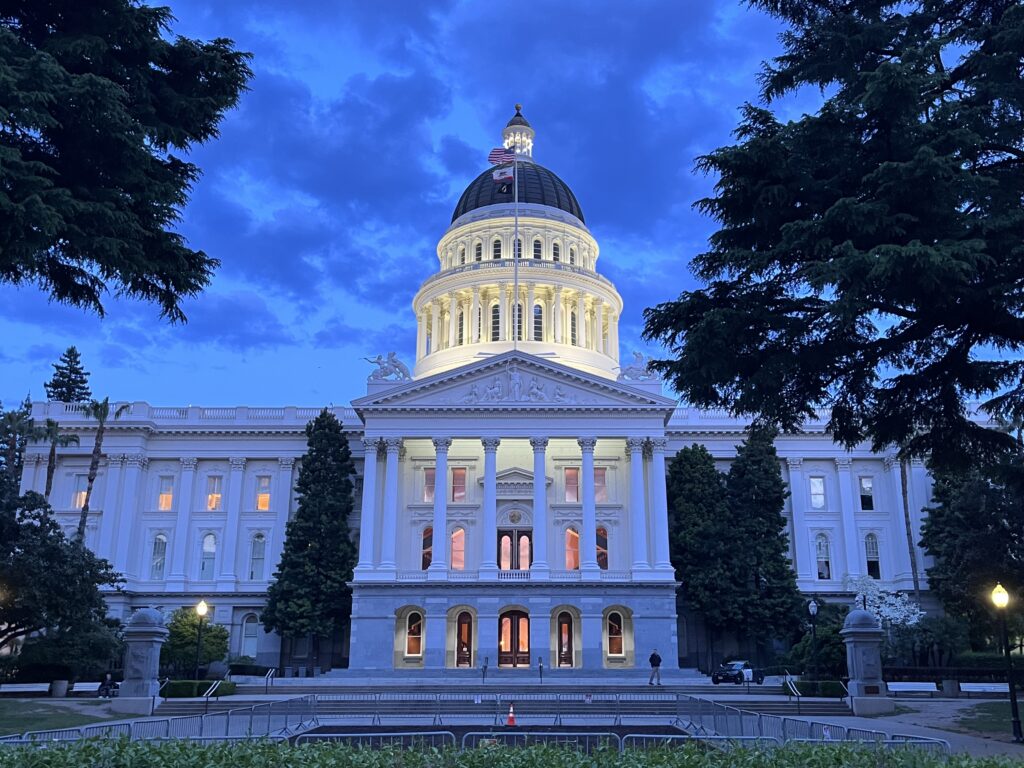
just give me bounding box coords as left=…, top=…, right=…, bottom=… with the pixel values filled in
left=233, top=683, right=786, bottom=696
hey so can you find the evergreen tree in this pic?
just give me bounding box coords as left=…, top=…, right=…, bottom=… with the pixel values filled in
left=644, top=2, right=1024, bottom=471
left=725, top=427, right=804, bottom=645
left=262, top=410, right=357, bottom=669
left=0, top=2, right=252, bottom=320
left=0, top=396, right=39, bottom=484
left=44, top=347, right=92, bottom=403
left=161, top=607, right=229, bottom=678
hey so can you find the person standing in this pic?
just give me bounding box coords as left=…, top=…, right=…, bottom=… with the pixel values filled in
left=648, top=648, right=662, bottom=685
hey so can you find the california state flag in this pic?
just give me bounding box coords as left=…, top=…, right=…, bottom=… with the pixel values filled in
left=492, top=166, right=513, bottom=184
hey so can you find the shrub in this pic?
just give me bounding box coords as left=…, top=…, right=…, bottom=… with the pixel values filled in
left=793, top=680, right=846, bottom=697
left=162, top=680, right=237, bottom=698
left=228, top=663, right=271, bottom=677
left=953, top=651, right=1007, bottom=669
left=13, top=662, right=73, bottom=682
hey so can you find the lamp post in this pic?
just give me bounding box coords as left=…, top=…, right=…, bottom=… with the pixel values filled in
left=991, top=584, right=1023, bottom=743
left=193, top=599, right=208, bottom=682
left=808, top=598, right=819, bottom=680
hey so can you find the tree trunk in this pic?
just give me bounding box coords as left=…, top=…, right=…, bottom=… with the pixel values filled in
left=900, top=459, right=922, bottom=603
left=77, top=421, right=105, bottom=541
left=45, top=439, right=57, bottom=499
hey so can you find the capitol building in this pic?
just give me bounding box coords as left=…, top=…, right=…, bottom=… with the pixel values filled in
left=21, top=108, right=934, bottom=673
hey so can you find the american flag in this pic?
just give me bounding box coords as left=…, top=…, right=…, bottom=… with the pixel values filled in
left=488, top=147, right=516, bottom=165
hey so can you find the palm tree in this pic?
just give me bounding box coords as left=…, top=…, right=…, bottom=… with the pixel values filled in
left=77, top=398, right=129, bottom=541
left=37, top=419, right=80, bottom=500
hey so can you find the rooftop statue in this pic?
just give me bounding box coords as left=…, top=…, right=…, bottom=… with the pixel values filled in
left=618, top=351, right=657, bottom=381
left=365, top=352, right=412, bottom=381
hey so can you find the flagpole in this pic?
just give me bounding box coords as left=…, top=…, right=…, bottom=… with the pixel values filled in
left=512, top=150, right=519, bottom=353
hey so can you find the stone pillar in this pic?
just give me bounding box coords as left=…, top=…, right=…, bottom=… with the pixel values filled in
left=498, top=282, right=507, bottom=341
left=477, top=599, right=499, bottom=672
left=649, top=439, right=673, bottom=573
left=553, top=287, right=563, bottom=343
left=530, top=437, right=549, bottom=577
left=580, top=608, right=604, bottom=669
left=578, top=438, right=598, bottom=572
left=610, top=314, right=619, bottom=361
left=576, top=292, right=587, bottom=348
left=167, top=457, right=197, bottom=588
left=626, top=438, right=650, bottom=573
left=355, top=439, right=380, bottom=577
left=270, top=456, right=294, bottom=575
left=835, top=457, right=862, bottom=578
left=98, top=454, right=126, bottom=560
left=217, top=457, right=245, bottom=585
left=594, top=299, right=605, bottom=354
left=526, top=283, right=536, bottom=341
left=480, top=438, right=500, bottom=579
left=415, top=311, right=424, bottom=360
left=786, top=458, right=813, bottom=580
left=470, top=287, right=480, bottom=343
left=113, top=608, right=169, bottom=715
left=841, top=609, right=893, bottom=715
left=447, top=292, right=457, bottom=349
left=885, top=456, right=916, bottom=581
left=424, top=597, right=447, bottom=669
left=114, top=454, right=147, bottom=576
left=379, top=438, right=402, bottom=572
left=428, top=438, right=451, bottom=579
left=430, top=300, right=440, bottom=354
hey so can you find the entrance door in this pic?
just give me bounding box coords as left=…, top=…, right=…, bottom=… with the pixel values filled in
left=498, top=611, right=530, bottom=667
left=456, top=612, right=473, bottom=667
left=557, top=612, right=574, bottom=667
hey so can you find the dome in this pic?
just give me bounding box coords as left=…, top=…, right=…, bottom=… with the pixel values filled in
left=506, top=103, right=531, bottom=127
left=451, top=162, right=585, bottom=223
left=128, top=607, right=166, bottom=627
left=843, top=608, right=880, bottom=630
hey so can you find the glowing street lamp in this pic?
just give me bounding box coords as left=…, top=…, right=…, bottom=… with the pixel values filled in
left=990, top=583, right=1022, bottom=743
left=808, top=599, right=819, bottom=679
left=194, top=600, right=209, bottom=682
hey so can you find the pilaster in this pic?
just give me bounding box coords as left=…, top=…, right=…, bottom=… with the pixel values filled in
left=428, top=437, right=451, bottom=580
left=786, top=458, right=813, bottom=580
left=626, top=438, right=651, bottom=573
left=480, top=438, right=500, bottom=579
left=835, top=457, right=861, bottom=579
left=167, top=456, right=197, bottom=589
left=217, top=456, right=245, bottom=587
left=530, top=437, right=549, bottom=577
left=379, top=438, right=403, bottom=573
left=354, top=438, right=380, bottom=578
left=578, top=437, right=598, bottom=573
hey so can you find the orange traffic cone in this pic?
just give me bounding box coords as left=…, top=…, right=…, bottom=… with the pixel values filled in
left=506, top=703, right=517, bottom=727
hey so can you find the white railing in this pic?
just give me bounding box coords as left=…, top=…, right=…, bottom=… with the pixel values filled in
left=34, top=402, right=359, bottom=426
left=497, top=570, right=530, bottom=581
left=397, top=571, right=428, bottom=581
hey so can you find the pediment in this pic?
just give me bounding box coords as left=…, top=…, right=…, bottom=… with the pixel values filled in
left=352, top=352, right=677, bottom=412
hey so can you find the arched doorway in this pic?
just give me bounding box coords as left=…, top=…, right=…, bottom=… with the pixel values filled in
left=498, top=611, right=530, bottom=667
left=456, top=611, right=473, bottom=667
left=557, top=611, right=574, bottom=667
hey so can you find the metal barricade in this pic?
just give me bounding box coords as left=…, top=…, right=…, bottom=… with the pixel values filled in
left=461, top=730, right=621, bottom=752
left=295, top=731, right=457, bottom=749
left=622, top=733, right=781, bottom=750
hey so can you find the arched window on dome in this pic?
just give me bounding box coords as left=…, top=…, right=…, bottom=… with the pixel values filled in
left=553, top=243, right=560, bottom=262
left=815, top=534, right=832, bottom=580
left=493, top=239, right=502, bottom=259
left=533, top=304, right=543, bottom=341
left=459, top=247, right=466, bottom=265
left=457, top=309, right=465, bottom=345
left=570, top=311, right=578, bottom=346
left=533, top=239, right=542, bottom=259
left=515, top=302, right=524, bottom=341
left=476, top=306, right=483, bottom=343
left=569, top=247, right=576, bottom=265
left=475, top=242, right=482, bottom=261
left=515, top=238, right=522, bottom=259
left=490, top=304, right=500, bottom=342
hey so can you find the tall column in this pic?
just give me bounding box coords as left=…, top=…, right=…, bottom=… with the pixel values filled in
left=270, top=457, right=294, bottom=578
left=526, top=283, right=536, bottom=341
left=886, top=456, right=915, bottom=582
left=530, top=437, right=549, bottom=576
left=167, top=456, right=197, bottom=587
left=649, top=439, right=673, bottom=573
left=98, top=454, right=126, bottom=560
left=480, top=438, right=500, bottom=579
left=470, top=287, right=480, bottom=343
left=355, top=438, right=380, bottom=577
left=626, top=438, right=650, bottom=572
left=415, top=311, right=424, bottom=360
left=594, top=299, right=605, bottom=354
left=217, top=457, right=245, bottom=584
left=447, top=292, right=457, bottom=348
left=836, top=457, right=862, bottom=578
left=430, top=300, right=440, bottom=354
left=578, top=438, right=599, bottom=572
left=428, top=438, right=451, bottom=579
left=498, top=282, right=507, bottom=341
left=786, top=458, right=813, bottom=580
left=610, top=314, right=619, bottom=360
left=553, top=287, right=563, bottom=343
left=576, top=293, right=587, bottom=348
left=114, top=454, right=147, bottom=576
left=379, top=438, right=402, bottom=572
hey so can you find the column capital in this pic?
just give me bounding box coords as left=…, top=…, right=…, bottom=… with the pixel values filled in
left=108, top=453, right=128, bottom=467
left=648, top=437, right=668, bottom=453
left=593, top=296, right=604, bottom=306
left=472, top=285, right=480, bottom=295
left=625, top=437, right=646, bottom=453
left=554, top=285, right=563, bottom=295
left=433, top=437, right=452, bottom=452
left=228, top=456, right=246, bottom=471
left=278, top=457, right=295, bottom=470
left=383, top=437, right=403, bottom=453
left=835, top=457, right=853, bottom=471
left=481, top=437, right=501, bottom=452
left=180, top=456, right=198, bottom=471
left=884, top=455, right=900, bottom=471
left=526, top=281, right=536, bottom=290
left=362, top=437, right=381, bottom=454
left=498, top=281, right=508, bottom=291
left=577, top=437, right=597, bottom=452
left=529, top=437, right=549, bottom=451
left=786, top=457, right=803, bottom=470
left=127, top=453, right=149, bottom=469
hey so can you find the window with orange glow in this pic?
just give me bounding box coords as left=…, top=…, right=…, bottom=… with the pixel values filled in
left=608, top=612, right=624, bottom=655
left=406, top=613, right=422, bottom=656
left=157, top=476, right=174, bottom=511
left=594, top=468, right=608, bottom=503
left=451, top=467, right=467, bottom=502
left=597, top=526, right=609, bottom=570
left=450, top=528, right=465, bottom=570
left=564, top=468, right=579, bottom=503
left=255, top=476, right=271, bottom=511
left=423, top=468, right=435, bottom=503
left=565, top=528, right=580, bottom=570
left=421, top=527, right=433, bottom=570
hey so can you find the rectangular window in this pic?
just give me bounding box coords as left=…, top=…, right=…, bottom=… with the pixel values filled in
left=451, top=467, right=467, bottom=502
left=809, top=476, right=826, bottom=509
left=595, top=467, right=608, bottom=503
left=564, top=468, right=580, bottom=503
left=71, top=474, right=88, bottom=509
left=206, top=475, right=223, bottom=511
left=157, top=476, right=174, bottom=511
left=255, top=475, right=271, bottom=511
left=423, top=468, right=435, bottom=503
left=859, top=476, right=875, bottom=511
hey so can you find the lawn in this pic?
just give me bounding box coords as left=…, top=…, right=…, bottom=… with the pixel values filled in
left=0, top=700, right=124, bottom=735
left=956, top=702, right=1021, bottom=738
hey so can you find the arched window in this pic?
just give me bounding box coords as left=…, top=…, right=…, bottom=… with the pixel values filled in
left=493, top=239, right=502, bottom=259
left=533, top=304, right=543, bottom=341
left=475, top=242, right=482, bottom=261
left=553, top=243, right=560, bottom=262
left=569, top=247, right=576, bottom=265
left=515, top=302, right=524, bottom=341
left=490, top=304, right=501, bottom=342
left=607, top=611, right=624, bottom=656
left=457, top=309, right=465, bottom=345
left=476, top=306, right=482, bottom=342
left=421, top=527, right=433, bottom=570
left=200, top=533, right=216, bottom=579
left=150, top=534, right=167, bottom=580
left=533, top=239, right=542, bottom=259
left=565, top=528, right=580, bottom=570
left=597, top=526, right=608, bottom=570
left=815, top=534, right=831, bottom=580
left=515, top=237, right=522, bottom=259
left=406, top=612, right=423, bottom=656
left=249, top=533, right=266, bottom=580
left=451, top=527, right=465, bottom=570
left=459, top=247, right=466, bottom=265
left=241, top=614, right=259, bottom=658
left=570, top=311, right=578, bottom=346
left=865, top=533, right=881, bottom=579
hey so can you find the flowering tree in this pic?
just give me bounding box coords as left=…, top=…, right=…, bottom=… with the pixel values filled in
left=846, top=576, right=924, bottom=629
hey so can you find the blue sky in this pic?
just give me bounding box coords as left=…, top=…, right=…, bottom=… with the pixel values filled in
left=0, top=1, right=821, bottom=408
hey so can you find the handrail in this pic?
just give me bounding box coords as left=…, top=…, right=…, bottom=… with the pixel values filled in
left=201, top=680, right=221, bottom=699
left=264, top=668, right=276, bottom=694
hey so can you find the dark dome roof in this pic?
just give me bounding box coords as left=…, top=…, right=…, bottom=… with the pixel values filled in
left=506, top=104, right=531, bottom=128
left=451, top=162, right=585, bottom=223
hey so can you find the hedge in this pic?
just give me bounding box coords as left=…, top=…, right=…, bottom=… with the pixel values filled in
left=1, top=740, right=1021, bottom=768
left=162, top=680, right=237, bottom=698
left=793, top=680, right=846, bottom=698
left=228, top=662, right=272, bottom=677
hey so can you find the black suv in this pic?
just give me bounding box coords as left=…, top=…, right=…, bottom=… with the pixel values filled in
left=711, top=660, right=764, bottom=685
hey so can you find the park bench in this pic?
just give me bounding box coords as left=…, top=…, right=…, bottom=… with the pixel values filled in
left=70, top=682, right=102, bottom=696
left=959, top=682, right=1009, bottom=698
left=887, top=682, right=939, bottom=697
left=0, top=683, right=50, bottom=696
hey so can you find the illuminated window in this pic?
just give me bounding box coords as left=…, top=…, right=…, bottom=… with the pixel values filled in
left=809, top=476, right=825, bottom=509
left=564, top=468, right=580, bottom=503
left=514, top=302, right=524, bottom=341
left=459, top=247, right=466, bottom=265
left=249, top=533, right=266, bottom=580
left=553, top=243, right=560, bottom=262
left=498, top=528, right=531, bottom=570
left=492, top=239, right=501, bottom=259
left=569, top=247, right=576, bottom=265
left=406, top=612, right=423, bottom=656
left=200, top=533, right=216, bottom=579
left=255, top=475, right=271, bottom=511
left=597, top=526, right=608, bottom=570
left=206, top=475, right=223, bottom=511
left=815, top=534, right=831, bottom=580
left=595, top=467, right=608, bottom=503
left=150, top=534, right=167, bottom=579
left=515, top=237, right=522, bottom=258
left=421, top=527, right=433, bottom=570
left=157, top=476, right=174, bottom=511
left=490, top=304, right=500, bottom=341
left=457, top=310, right=465, bottom=345
left=565, top=528, right=580, bottom=570
left=241, top=615, right=258, bottom=658
left=865, top=533, right=881, bottom=579
left=71, top=474, right=87, bottom=509
left=475, top=242, right=482, bottom=261
left=451, top=528, right=465, bottom=570
left=859, top=476, right=875, bottom=511
left=570, top=311, right=578, bottom=345
left=533, top=304, right=543, bottom=340
left=607, top=612, right=624, bottom=656
left=533, top=239, right=542, bottom=259
left=423, top=468, right=435, bottom=503
left=451, top=467, right=467, bottom=502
